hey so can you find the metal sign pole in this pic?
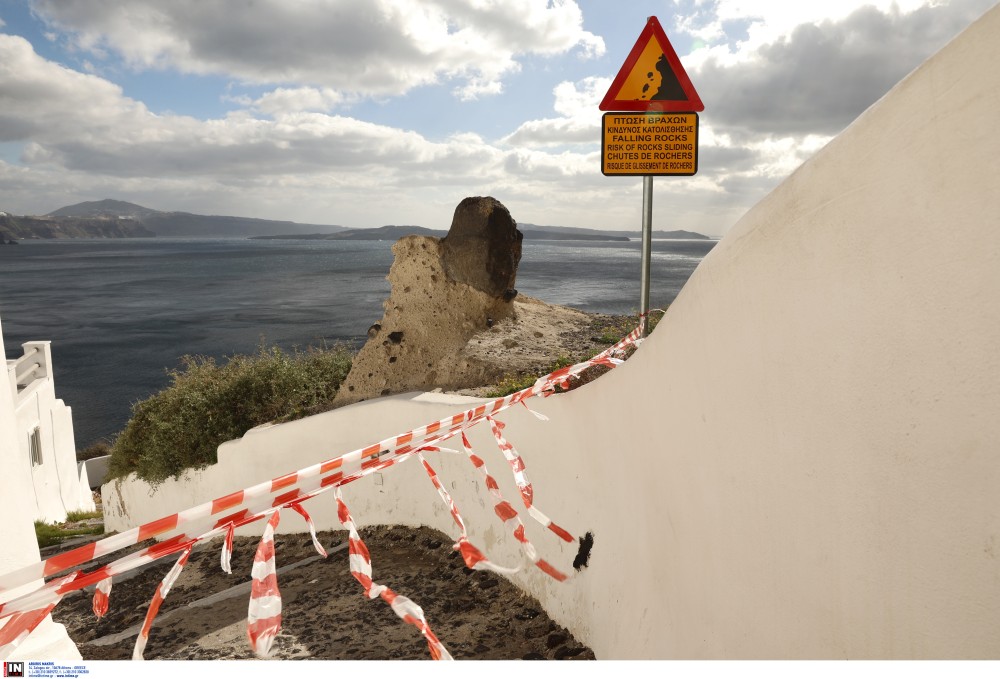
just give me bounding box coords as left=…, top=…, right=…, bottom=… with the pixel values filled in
left=639, top=175, right=653, bottom=337
left=600, top=15, right=703, bottom=340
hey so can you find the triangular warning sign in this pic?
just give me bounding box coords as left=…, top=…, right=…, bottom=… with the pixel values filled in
left=600, top=16, right=704, bottom=112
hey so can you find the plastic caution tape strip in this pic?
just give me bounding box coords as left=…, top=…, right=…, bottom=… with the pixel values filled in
left=0, top=574, right=77, bottom=660
left=459, top=432, right=566, bottom=581
left=132, top=544, right=194, bottom=660
left=290, top=503, right=329, bottom=559
left=486, top=416, right=575, bottom=543
left=247, top=511, right=282, bottom=658
left=0, top=326, right=645, bottom=660
left=335, top=489, right=452, bottom=660
left=417, top=451, right=518, bottom=575
left=92, top=577, right=112, bottom=618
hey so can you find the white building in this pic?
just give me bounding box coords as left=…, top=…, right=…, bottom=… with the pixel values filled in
left=3, top=328, right=95, bottom=524
left=0, top=315, right=84, bottom=659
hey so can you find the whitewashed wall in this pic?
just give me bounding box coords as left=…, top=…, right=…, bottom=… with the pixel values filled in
left=104, top=5, right=1000, bottom=660
left=11, top=343, right=95, bottom=523
left=0, top=320, right=81, bottom=660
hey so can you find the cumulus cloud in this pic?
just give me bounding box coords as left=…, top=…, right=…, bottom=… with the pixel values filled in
left=29, top=0, right=604, bottom=100
left=251, top=87, right=348, bottom=115
left=0, top=34, right=148, bottom=142
left=5, top=0, right=988, bottom=236
left=0, top=33, right=488, bottom=178
left=683, top=0, right=995, bottom=135
left=675, top=0, right=975, bottom=55
left=500, top=1, right=992, bottom=226
left=0, top=32, right=619, bottom=229
left=503, top=77, right=609, bottom=148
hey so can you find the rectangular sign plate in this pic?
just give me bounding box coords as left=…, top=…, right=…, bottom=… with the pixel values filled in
left=601, top=112, right=699, bottom=176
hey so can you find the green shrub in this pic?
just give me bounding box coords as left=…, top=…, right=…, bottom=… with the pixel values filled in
left=107, top=344, right=353, bottom=486
left=65, top=509, right=103, bottom=522
left=34, top=515, right=104, bottom=548
left=77, top=441, right=112, bottom=461
left=485, top=355, right=576, bottom=398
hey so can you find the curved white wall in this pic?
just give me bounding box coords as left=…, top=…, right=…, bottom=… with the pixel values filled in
left=104, top=5, right=1000, bottom=660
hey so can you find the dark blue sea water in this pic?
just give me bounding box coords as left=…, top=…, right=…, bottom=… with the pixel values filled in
left=0, top=237, right=715, bottom=447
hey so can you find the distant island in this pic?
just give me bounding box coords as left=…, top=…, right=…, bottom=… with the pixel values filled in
left=0, top=199, right=712, bottom=241
left=2, top=199, right=347, bottom=240
left=523, top=223, right=710, bottom=241
left=0, top=209, right=155, bottom=241
left=252, top=223, right=711, bottom=242
left=251, top=224, right=632, bottom=242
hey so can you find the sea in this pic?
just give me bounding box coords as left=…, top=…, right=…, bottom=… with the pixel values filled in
left=0, top=237, right=716, bottom=447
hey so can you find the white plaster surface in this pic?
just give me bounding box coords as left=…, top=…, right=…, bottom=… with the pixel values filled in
left=82, top=456, right=109, bottom=490
left=102, top=5, right=1000, bottom=659
left=0, top=321, right=81, bottom=660
left=7, top=342, right=94, bottom=524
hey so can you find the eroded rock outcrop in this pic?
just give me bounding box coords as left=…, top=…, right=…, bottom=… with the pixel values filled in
left=333, top=197, right=603, bottom=406
left=333, top=197, right=519, bottom=405
left=440, top=196, right=522, bottom=298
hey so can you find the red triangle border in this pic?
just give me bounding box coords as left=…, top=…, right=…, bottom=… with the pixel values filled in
left=599, top=16, right=704, bottom=113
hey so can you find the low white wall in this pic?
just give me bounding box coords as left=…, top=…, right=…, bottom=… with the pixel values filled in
left=103, top=5, right=1000, bottom=660
left=83, top=455, right=110, bottom=490
left=102, top=392, right=493, bottom=535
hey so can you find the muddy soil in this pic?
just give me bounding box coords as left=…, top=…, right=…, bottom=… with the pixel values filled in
left=50, top=525, right=594, bottom=661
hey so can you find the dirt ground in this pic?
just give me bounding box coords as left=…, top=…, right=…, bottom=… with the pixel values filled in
left=49, top=525, right=595, bottom=661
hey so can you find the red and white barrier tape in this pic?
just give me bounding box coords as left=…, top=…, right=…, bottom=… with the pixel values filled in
left=247, top=511, right=282, bottom=658
left=417, top=450, right=518, bottom=575
left=92, top=577, right=112, bottom=619
left=290, top=503, right=328, bottom=559
left=0, top=325, right=645, bottom=659
left=487, top=416, right=574, bottom=545
left=335, top=489, right=451, bottom=660
left=221, top=523, right=235, bottom=575
left=133, top=544, right=194, bottom=660
left=460, top=432, right=566, bottom=581
left=0, top=574, right=76, bottom=660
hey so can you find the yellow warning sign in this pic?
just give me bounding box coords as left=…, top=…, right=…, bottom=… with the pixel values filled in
left=602, top=112, right=698, bottom=176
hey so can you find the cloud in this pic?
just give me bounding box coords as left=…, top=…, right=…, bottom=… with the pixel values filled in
left=251, top=87, right=348, bottom=115
left=503, top=77, right=609, bottom=148
left=0, top=33, right=489, bottom=179
left=683, top=0, right=995, bottom=135
left=29, top=0, right=604, bottom=100
left=0, top=34, right=148, bottom=142
left=0, top=32, right=629, bottom=230
left=7, top=1, right=987, bottom=238
left=675, top=0, right=970, bottom=55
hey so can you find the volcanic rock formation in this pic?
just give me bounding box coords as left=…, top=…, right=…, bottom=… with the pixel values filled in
left=332, top=197, right=599, bottom=406
left=440, top=197, right=522, bottom=298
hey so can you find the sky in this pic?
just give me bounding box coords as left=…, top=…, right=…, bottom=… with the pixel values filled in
left=0, top=0, right=994, bottom=236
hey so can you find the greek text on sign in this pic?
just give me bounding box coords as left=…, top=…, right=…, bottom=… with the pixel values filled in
left=602, top=112, right=698, bottom=176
